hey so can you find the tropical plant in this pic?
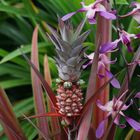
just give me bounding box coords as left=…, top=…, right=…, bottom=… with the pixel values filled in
left=0, top=0, right=140, bottom=140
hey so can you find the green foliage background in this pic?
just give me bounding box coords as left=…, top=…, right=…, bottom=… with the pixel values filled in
left=0, top=0, right=139, bottom=139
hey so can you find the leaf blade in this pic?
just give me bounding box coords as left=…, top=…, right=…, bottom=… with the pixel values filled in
left=31, top=26, right=50, bottom=138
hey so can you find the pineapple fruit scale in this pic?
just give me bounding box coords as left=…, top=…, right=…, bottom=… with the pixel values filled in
left=47, top=18, right=90, bottom=117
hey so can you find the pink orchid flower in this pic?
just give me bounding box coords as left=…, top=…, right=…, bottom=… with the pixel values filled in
left=96, top=96, right=140, bottom=139
left=100, top=29, right=140, bottom=53
left=135, top=92, right=140, bottom=99
left=62, top=0, right=116, bottom=24
left=83, top=53, right=120, bottom=89
left=120, top=2, right=140, bottom=24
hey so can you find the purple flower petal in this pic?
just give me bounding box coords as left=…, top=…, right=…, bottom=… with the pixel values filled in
left=78, top=7, right=88, bottom=12
left=96, top=100, right=108, bottom=111
left=110, top=10, right=117, bottom=15
left=82, top=60, right=92, bottom=69
left=105, top=70, right=120, bottom=89
left=136, top=33, right=140, bottom=38
left=125, top=116, right=140, bottom=131
left=114, top=115, right=126, bottom=128
left=99, top=11, right=116, bottom=20
left=120, top=30, right=135, bottom=52
left=121, top=33, right=130, bottom=45
left=98, top=73, right=105, bottom=79
left=119, top=8, right=138, bottom=18
left=133, top=12, right=140, bottom=24
left=130, top=2, right=139, bottom=7
left=96, top=100, right=114, bottom=113
left=96, top=119, right=107, bottom=139
left=99, top=54, right=117, bottom=65
left=126, top=43, right=133, bottom=52
left=100, top=40, right=120, bottom=53
left=88, top=18, right=97, bottom=24
left=134, top=92, right=140, bottom=98
left=121, top=100, right=133, bottom=110
left=86, top=53, right=94, bottom=60
left=61, top=12, right=77, bottom=21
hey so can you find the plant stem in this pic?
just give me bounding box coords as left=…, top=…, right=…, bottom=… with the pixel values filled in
left=113, top=0, right=131, bottom=93
left=93, top=0, right=111, bottom=132
left=68, top=123, right=77, bottom=140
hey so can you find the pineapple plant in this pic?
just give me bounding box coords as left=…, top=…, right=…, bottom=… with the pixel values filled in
left=47, top=18, right=90, bottom=117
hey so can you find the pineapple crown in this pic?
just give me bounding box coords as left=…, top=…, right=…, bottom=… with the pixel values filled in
left=46, top=18, right=90, bottom=82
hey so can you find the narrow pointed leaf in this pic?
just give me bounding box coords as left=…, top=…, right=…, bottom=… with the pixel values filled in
left=28, top=113, right=63, bottom=119
left=0, top=87, right=27, bottom=140
left=44, top=55, right=52, bottom=86
left=125, top=129, right=134, bottom=140
left=20, top=49, right=57, bottom=108
left=87, top=126, right=96, bottom=140
left=31, top=26, right=50, bottom=138
left=46, top=23, right=59, bottom=39
left=46, top=24, right=62, bottom=50
left=77, top=36, right=100, bottom=140
left=0, top=105, right=23, bottom=140
left=73, top=18, right=87, bottom=39
left=0, top=43, right=46, bottom=64
left=44, top=55, right=61, bottom=140
left=46, top=33, right=61, bottom=50
left=72, top=30, right=91, bottom=47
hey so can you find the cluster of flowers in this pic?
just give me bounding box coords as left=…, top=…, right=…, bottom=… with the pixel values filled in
left=62, top=0, right=140, bottom=138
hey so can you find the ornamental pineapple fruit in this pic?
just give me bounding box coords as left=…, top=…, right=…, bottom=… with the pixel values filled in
left=47, top=18, right=90, bottom=117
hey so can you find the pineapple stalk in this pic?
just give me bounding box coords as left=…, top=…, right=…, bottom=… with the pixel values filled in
left=47, top=18, right=89, bottom=139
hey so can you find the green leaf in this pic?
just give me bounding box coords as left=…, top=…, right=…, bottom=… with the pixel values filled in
left=0, top=135, right=7, bottom=140
left=0, top=124, right=3, bottom=132
left=0, top=3, right=40, bottom=20
left=15, top=17, right=33, bottom=41
left=14, top=97, right=34, bottom=118
left=0, top=4, right=28, bottom=17
left=0, top=23, right=28, bottom=44
left=0, top=42, right=47, bottom=64
left=0, top=63, right=29, bottom=78
left=0, top=49, right=28, bottom=68
left=84, top=0, right=95, bottom=5
left=21, top=120, right=37, bottom=140
left=116, top=0, right=128, bottom=5
left=0, top=79, right=31, bottom=89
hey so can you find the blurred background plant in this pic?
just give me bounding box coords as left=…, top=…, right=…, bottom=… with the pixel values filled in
left=0, top=0, right=140, bottom=140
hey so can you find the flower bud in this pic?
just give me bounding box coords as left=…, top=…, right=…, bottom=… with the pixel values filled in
left=77, top=79, right=85, bottom=85
left=63, top=82, right=72, bottom=89
left=56, top=78, right=62, bottom=83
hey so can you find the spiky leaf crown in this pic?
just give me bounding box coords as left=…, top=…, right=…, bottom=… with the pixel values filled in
left=47, top=18, right=90, bottom=82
